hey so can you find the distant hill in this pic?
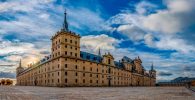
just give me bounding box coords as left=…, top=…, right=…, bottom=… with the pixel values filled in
left=0, top=71, right=16, bottom=78
left=171, top=77, right=195, bottom=83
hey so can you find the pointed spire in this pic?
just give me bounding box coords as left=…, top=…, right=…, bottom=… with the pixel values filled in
left=98, top=48, right=101, bottom=56
left=63, top=9, right=69, bottom=32
left=151, top=63, right=154, bottom=71
left=19, top=59, right=22, bottom=68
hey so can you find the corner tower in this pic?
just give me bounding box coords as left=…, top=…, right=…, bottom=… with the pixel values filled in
left=51, top=10, right=81, bottom=59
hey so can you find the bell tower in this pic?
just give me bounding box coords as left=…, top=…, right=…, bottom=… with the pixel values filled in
left=51, top=10, right=81, bottom=59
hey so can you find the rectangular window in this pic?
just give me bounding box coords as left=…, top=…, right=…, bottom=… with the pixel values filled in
left=65, top=39, right=67, bottom=42
left=83, top=73, right=85, bottom=77
left=65, top=64, right=67, bottom=68
left=65, top=79, right=67, bottom=83
left=75, top=65, right=77, bottom=69
left=83, top=66, right=85, bottom=70
left=65, top=72, right=67, bottom=76
left=75, top=79, right=77, bottom=83
left=75, top=72, right=77, bottom=76
left=65, top=51, right=67, bottom=55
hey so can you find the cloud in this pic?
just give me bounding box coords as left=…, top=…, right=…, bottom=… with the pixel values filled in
left=158, top=71, right=173, bottom=76
left=117, top=24, right=146, bottom=41
left=135, top=1, right=157, bottom=15
left=81, top=34, right=121, bottom=53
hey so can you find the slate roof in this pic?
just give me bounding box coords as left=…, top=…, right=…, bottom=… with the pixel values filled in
left=114, top=61, right=124, bottom=69
left=122, top=56, right=133, bottom=63
left=80, top=51, right=102, bottom=63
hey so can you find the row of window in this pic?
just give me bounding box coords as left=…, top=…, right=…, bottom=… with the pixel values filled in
left=52, top=45, right=78, bottom=51
left=65, top=79, right=103, bottom=84
left=53, top=38, right=78, bottom=45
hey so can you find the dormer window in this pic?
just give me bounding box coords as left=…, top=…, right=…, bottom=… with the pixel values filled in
left=80, top=54, right=83, bottom=58
left=87, top=55, right=90, bottom=59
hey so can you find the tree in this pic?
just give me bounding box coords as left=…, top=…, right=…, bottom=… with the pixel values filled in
left=6, top=79, right=13, bottom=85
left=1, top=79, right=5, bottom=85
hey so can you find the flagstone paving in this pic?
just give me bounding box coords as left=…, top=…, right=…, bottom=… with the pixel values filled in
left=0, top=86, right=194, bottom=100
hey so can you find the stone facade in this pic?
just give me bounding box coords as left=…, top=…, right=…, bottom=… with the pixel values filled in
left=16, top=11, right=156, bottom=87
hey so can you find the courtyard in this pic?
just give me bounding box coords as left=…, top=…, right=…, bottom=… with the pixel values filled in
left=0, top=86, right=194, bottom=100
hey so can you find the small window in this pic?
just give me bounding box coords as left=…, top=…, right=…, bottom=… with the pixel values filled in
left=80, top=54, right=83, bottom=58
left=65, top=72, right=67, bottom=76
left=65, top=39, right=67, bottom=42
left=65, top=79, right=67, bottom=83
left=83, top=73, right=85, bottom=77
left=65, top=64, right=67, bottom=68
left=87, top=56, right=90, bottom=59
left=65, top=45, right=67, bottom=48
left=75, top=79, right=78, bottom=83
left=83, top=66, right=85, bottom=70
left=75, top=65, right=77, bottom=69
left=65, top=51, right=67, bottom=55
left=90, top=74, right=92, bottom=77
left=70, top=40, right=72, bottom=43
left=70, top=52, right=72, bottom=56
left=83, top=79, right=85, bottom=83
left=75, top=72, right=77, bottom=76
left=75, top=41, right=77, bottom=44
left=90, top=80, right=92, bottom=83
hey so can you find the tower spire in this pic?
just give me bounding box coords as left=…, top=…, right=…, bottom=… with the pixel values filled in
left=151, top=63, right=154, bottom=71
left=98, top=48, right=101, bottom=56
left=19, top=59, right=22, bottom=68
left=63, top=9, right=69, bottom=32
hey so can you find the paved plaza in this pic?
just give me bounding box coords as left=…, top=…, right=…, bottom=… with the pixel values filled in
left=0, top=86, right=194, bottom=100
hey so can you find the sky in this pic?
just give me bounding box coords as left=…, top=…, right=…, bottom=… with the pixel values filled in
left=0, top=0, right=195, bottom=81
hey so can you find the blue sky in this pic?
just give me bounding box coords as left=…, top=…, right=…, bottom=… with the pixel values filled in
left=0, top=0, right=195, bottom=81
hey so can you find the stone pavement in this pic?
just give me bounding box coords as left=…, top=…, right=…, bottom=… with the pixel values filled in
left=0, top=86, right=195, bottom=100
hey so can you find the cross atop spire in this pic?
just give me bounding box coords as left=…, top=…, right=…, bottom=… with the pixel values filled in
left=63, top=9, right=69, bottom=32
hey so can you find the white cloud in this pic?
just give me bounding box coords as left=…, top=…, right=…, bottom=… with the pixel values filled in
left=135, top=1, right=157, bottom=15
left=142, top=0, right=195, bottom=34
left=81, top=34, right=121, bottom=53
left=117, top=24, right=145, bottom=41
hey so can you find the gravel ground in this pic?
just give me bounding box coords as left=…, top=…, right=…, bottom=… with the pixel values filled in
left=0, top=86, right=194, bottom=100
